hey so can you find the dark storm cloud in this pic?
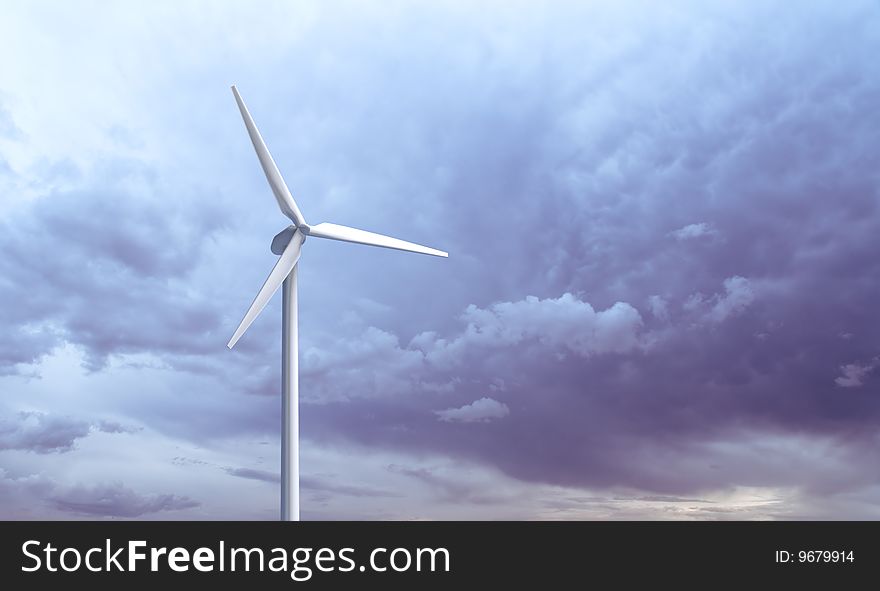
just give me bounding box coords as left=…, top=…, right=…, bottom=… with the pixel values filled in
left=0, top=412, right=90, bottom=453
left=0, top=411, right=138, bottom=453
left=51, top=482, right=199, bottom=517
left=301, top=272, right=878, bottom=497
left=0, top=469, right=198, bottom=519
left=0, top=158, right=229, bottom=372
left=289, top=1, right=880, bottom=503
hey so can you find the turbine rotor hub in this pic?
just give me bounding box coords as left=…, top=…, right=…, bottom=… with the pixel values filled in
left=270, top=225, right=298, bottom=255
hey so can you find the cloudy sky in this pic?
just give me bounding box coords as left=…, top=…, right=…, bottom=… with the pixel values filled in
left=1, top=0, right=879, bottom=520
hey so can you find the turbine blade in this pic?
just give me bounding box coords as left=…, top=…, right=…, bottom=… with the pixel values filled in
left=227, top=233, right=304, bottom=349
left=308, top=222, right=448, bottom=258
left=231, top=85, right=306, bottom=227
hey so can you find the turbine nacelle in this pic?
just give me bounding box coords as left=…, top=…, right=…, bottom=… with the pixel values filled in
left=271, top=225, right=303, bottom=255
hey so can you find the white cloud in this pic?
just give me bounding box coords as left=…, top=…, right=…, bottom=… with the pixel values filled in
left=835, top=358, right=879, bottom=388
left=669, top=222, right=717, bottom=241
left=707, top=276, right=755, bottom=323
left=435, top=397, right=510, bottom=423
left=678, top=277, right=756, bottom=326
left=682, top=292, right=705, bottom=312
left=420, top=294, right=644, bottom=365
left=648, top=295, right=669, bottom=322
left=301, top=326, right=428, bottom=402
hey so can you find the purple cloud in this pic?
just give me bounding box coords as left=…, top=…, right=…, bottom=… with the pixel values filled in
left=0, top=412, right=91, bottom=454
left=51, top=482, right=199, bottom=518
left=0, top=411, right=140, bottom=454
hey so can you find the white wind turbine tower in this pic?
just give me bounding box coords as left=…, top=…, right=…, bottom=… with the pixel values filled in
left=226, top=86, right=447, bottom=521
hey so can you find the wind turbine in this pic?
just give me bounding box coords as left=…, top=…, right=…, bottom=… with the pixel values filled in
left=226, top=86, right=447, bottom=521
